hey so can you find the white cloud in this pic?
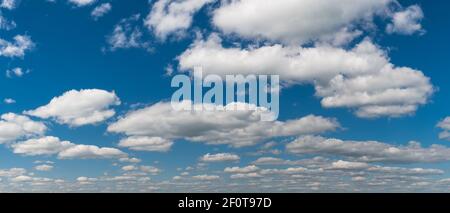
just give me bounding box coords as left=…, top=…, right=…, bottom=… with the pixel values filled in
left=6, top=67, right=29, bottom=78
left=119, top=157, right=141, bottom=164
left=140, top=166, right=161, bottom=175
left=0, top=113, right=47, bottom=144
left=178, top=35, right=433, bottom=118
left=108, top=101, right=338, bottom=147
left=68, top=0, right=96, bottom=7
left=121, top=165, right=137, bottom=171
left=118, top=136, right=173, bottom=152
left=200, top=153, right=240, bottom=162
left=0, top=14, right=16, bottom=30
left=368, top=166, right=444, bottom=175
left=58, top=144, right=127, bottom=159
left=286, top=136, right=450, bottom=163
left=107, top=14, right=150, bottom=51
left=12, top=136, right=74, bottom=156
left=437, top=117, right=450, bottom=141
left=145, top=0, right=213, bottom=40
left=0, top=35, right=34, bottom=58
left=12, top=136, right=127, bottom=159
left=25, top=89, right=120, bottom=127
left=34, top=164, right=54, bottom=172
left=11, top=175, right=33, bottom=182
left=3, top=98, right=15, bottom=104
left=224, top=165, right=259, bottom=173
left=192, top=174, right=220, bottom=181
left=328, top=160, right=370, bottom=170
left=387, top=5, right=424, bottom=35
left=91, top=3, right=111, bottom=20
left=0, top=168, right=26, bottom=177
left=212, top=0, right=392, bottom=45
left=1, top=0, right=17, bottom=10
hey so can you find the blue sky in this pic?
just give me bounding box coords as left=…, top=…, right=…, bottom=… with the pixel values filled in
left=0, top=0, right=450, bottom=192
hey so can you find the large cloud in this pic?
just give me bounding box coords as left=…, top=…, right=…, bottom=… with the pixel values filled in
left=25, top=89, right=120, bottom=127
left=178, top=34, right=433, bottom=118
left=145, top=0, right=214, bottom=40
left=0, top=113, right=47, bottom=144
left=12, top=136, right=127, bottom=159
left=286, top=136, right=450, bottom=163
left=108, top=101, right=339, bottom=147
left=212, top=0, right=392, bottom=45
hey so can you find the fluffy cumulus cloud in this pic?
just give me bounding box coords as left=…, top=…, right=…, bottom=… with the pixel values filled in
left=91, top=3, right=112, bottom=20
left=145, top=0, right=213, bottom=40
left=107, top=14, right=150, bottom=51
left=25, top=89, right=120, bottom=127
left=286, top=136, right=450, bottom=163
left=118, top=136, right=173, bottom=152
left=212, top=0, right=393, bottom=45
left=178, top=34, right=433, bottom=118
left=68, top=0, right=96, bottom=7
left=200, top=153, right=240, bottom=162
left=437, top=117, right=450, bottom=141
left=12, top=136, right=127, bottom=159
left=0, top=35, right=34, bottom=58
left=0, top=113, right=47, bottom=144
left=387, top=5, right=424, bottom=35
left=108, top=101, right=339, bottom=148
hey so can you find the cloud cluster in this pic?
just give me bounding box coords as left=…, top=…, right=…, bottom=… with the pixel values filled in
left=108, top=101, right=339, bottom=148
left=12, top=136, right=127, bottom=159
left=25, top=89, right=120, bottom=127
left=178, top=35, right=433, bottom=118
left=286, top=136, right=450, bottom=163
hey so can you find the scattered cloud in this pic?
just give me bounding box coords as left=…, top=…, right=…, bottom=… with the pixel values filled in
left=106, top=14, right=151, bottom=51
left=91, top=3, right=111, bottom=20
left=0, top=35, right=34, bottom=58
left=387, top=5, right=425, bottom=35
left=145, top=0, right=213, bottom=40
left=6, top=67, right=29, bottom=78
left=3, top=98, right=16, bottom=104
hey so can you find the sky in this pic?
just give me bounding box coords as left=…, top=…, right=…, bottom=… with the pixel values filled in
left=0, top=0, right=450, bottom=192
